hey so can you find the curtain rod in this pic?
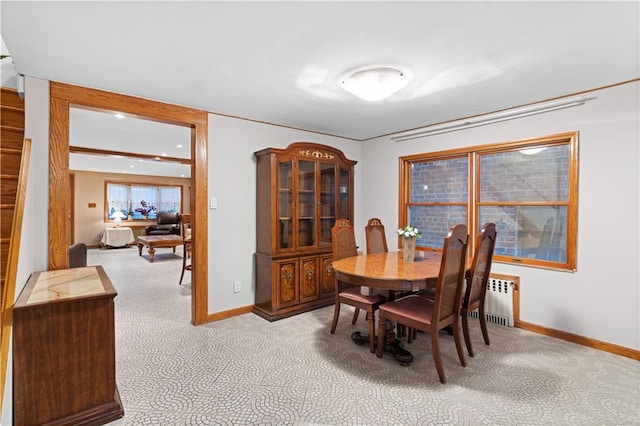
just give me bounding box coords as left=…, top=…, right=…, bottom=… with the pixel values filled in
left=391, top=96, right=595, bottom=142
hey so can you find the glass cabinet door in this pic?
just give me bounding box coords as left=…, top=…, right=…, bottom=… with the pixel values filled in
left=278, top=161, right=293, bottom=250
left=337, top=167, right=351, bottom=219
left=297, top=160, right=315, bottom=248
left=319, top=162, right=335, bottom=247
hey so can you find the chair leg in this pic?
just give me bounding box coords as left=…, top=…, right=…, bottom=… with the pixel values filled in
left=366, top=310, right=376, bottom=353
left=352, top=308, right=360, bottom=325
left=479, top=306, right=491, bottom=346
left=179, top=245, right=187, bottom=285
left=330, top=300, right=341, bottom=334
left=452, top=319, right=467, bottom=368
left=430, top=330, right=446, bottom=384
left=461, top=309, right=474, bottom=357
left=376, top=312, right=386, bottom=358
left=408, top=327, right=418, bottom=343
left=397, top=324, right=406, bottom=338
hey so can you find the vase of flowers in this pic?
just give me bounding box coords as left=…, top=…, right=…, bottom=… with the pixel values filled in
left=135, top=200, right=157, bottom=219
left=397, top=225, right=422, bottom=262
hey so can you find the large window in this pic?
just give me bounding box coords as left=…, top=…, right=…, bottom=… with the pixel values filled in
left=407, top=156, right=469, bottom=248
left=399, top=132, right=578, bottom=271
left=105, top=182, right=182, bottom=221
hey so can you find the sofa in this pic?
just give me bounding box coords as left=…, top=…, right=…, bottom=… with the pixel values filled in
left=145, top=212, right=181, bottom=236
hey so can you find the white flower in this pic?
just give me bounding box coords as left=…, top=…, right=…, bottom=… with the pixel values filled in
left=397, top=225, right=422, bottom=239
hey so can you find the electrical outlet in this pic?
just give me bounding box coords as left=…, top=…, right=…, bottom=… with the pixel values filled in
left=233, top=280, right=241, bottom=293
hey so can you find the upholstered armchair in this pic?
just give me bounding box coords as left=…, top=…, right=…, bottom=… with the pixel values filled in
left=68, top=243, right=87, bottom=268
left=145, top=212, right=181, bottom=236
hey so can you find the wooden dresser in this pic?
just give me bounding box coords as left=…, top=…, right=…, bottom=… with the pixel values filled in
left=254, top=142, right=356, bottom=321
left=13, top=266, right=124, bottom=425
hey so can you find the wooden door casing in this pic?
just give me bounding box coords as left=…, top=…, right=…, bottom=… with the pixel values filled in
left=49, top=82, right=208, bottom=325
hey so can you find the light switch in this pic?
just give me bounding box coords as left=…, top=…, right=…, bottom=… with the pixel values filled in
left=210, top=197, right=218, bottom=209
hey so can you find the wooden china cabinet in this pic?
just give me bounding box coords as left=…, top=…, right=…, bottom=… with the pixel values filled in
left=254, top=142, right=356, bottom=321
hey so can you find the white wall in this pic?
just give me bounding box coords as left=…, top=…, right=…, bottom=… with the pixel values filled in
left=358, top=81, right=640, bottom=351
left=3, top=76, right=50, bottom=424
left=207, top=116, right=361, bottom=312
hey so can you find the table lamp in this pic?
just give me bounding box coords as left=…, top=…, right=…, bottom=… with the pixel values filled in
left=110, top=211, right=126, bottom=227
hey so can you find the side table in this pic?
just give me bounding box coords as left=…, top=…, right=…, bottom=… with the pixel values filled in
left=101, top=226, right=135, bottom=247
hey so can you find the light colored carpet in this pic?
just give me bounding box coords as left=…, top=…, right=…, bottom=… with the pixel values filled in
left=90, top=247, right=640, bottom=425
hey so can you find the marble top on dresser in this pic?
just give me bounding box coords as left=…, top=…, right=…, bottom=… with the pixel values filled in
left=16, top=266, right=116, bottom=307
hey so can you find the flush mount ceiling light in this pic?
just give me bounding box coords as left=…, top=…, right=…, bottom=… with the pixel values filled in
left=340, top=66, right=411, bottom=101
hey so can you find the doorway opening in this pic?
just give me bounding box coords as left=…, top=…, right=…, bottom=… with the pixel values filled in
left=49, top=82, right=209, bottom=324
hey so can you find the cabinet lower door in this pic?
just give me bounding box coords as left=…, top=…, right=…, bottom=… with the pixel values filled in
left=319, top=254, right=335, bottom=297
left=276, top=259, right=298, bottom=309
left=299, top=256, right=319, bottom=303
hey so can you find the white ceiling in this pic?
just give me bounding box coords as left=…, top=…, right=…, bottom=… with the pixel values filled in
left=68, top=108, right=192, bottom=178
left=1, top=1, right=638, bottom=176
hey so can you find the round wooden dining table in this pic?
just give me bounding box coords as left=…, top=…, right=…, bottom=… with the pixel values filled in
left=331, top=250, right=443, bottom=291
left=331, top=250, right=443, bottom=365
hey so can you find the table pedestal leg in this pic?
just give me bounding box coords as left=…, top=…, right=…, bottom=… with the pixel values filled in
left=382, top=319, right=414, bottom=366
left=148, top=247, right=155, bottom=262
left=350, top=319, right=414, bottom=365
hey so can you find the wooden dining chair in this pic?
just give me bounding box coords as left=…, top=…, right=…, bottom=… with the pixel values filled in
left=460, top=222, right=497, bottom=357
left=330, top=219, right=386, bottom=353
left=348, top=218, right=390, bottom=326
left=179, top=213, right=192, bottom=285
left=365, top=218, right=388, bottom=254
left=409, top=223, right=497, bottom=356
left=376, top=224, right=468, bottom=384
left=362, top=217, right=410, bottom=337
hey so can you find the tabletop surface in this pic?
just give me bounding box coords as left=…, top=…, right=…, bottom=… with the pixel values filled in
left=15, top=266, right=117, bottom=307
left=137, top=234, right=183, bottom=243
left=332, top=251, right=443, bottom=281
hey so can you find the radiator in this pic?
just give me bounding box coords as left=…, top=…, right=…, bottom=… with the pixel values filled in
left=467, top=274, right=517, bottom=327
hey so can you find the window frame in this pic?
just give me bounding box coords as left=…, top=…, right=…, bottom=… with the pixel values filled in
left=400, top=153, right=472, bottom=251
left=104, top=181, right=184, bottom=222
left=399, top=131, right=579, bottom=271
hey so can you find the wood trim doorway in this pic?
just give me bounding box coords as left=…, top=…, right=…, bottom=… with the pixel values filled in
left=49, top=82, right=209, bottom=325
left=69, top=173, right=74, bottom=245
